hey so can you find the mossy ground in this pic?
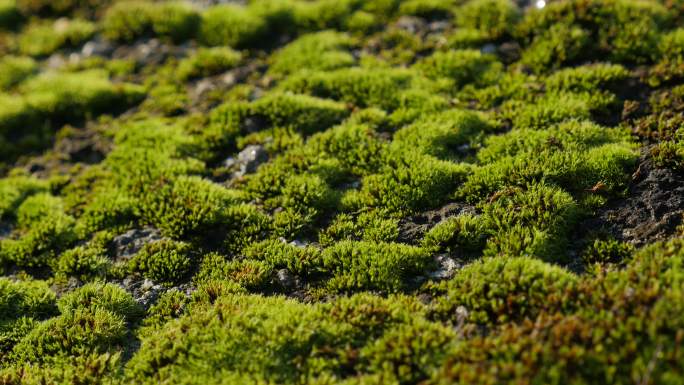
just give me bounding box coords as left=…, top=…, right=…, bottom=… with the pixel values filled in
left=0, top=0, right=683, bottom=383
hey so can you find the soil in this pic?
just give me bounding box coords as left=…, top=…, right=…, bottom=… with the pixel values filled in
left=398, top=202, right=476, bottom=244
left=583, top=158, right=684, bottom=247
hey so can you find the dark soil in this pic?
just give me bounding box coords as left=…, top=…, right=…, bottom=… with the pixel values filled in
left=584, top=158, right=684, bottom=247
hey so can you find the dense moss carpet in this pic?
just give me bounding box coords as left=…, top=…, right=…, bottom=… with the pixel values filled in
left=1, top=0, right=684, bottom=383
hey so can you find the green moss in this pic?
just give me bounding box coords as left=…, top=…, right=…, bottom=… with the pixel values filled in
left=18, top=19, right=95, bottom=57
left=0, top=175, right=48, bottom=220
left=199, top=4, right=268, bottom=48
left=57, top=282, right=142, bottom=320
left=544, top=63, right=630, bottom=92
left=414, top=49, right=501, bottom=89
left=177, top=47, right=242, bottom=81
left=392, top=109, right=492, bottom=160
left=359, top=151, right=470, bottom=214
left=15, top=0, right=107, bottom=17
left=582, top=237, right=635, bottom=265
left=456, top=0, right=520, bottom=40
left=136, top=175, right=243, bottom=240
left=54, top=240, right=111, bottom=281
left=422, top=213, right=488, bottom=254
left=434, top=256, right=578, bottom=325
left=9, top=308, right=126, bottom=364
left=0, top=278, right=56, bottom=321
left=459, top=120, right=636, bottom=201
left=322, top=241, right=432, bottom=292
left=102, top=1, right=199, bottom=43
left=481, top=183, right=580, bottom=261
left=319, top=211, right=399, bottom=246
left=398, top=0, right=455, bottom=19
left=1, top=193, right=78, bottom=268
left=128, top=239, right=195, bottom=285
left=280, top=67, right=423, bottom=111
left=0, top=0, right=21, bottom=30
left=520, top=22, right=590, bottom=73
left=269, top=31, right=356, bottom=76
left=0, top=55, right=35, bottom=90
left=20, top=70, right=145, bottom=123
left=517, top=0, right=670, bottom=64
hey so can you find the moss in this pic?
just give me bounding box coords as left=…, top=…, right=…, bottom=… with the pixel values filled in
left=0, top=278, right=56, bottom=321
left=519, top=22, right=590, bottom=73
left=54, top=241, right=111, bottom=281
left=18, top=18, right=95, bottom=57
left=582, top=237, right=635, bottom=265
left=456, top=0, right=520, bottom=40
left=319, top=211, right=399, bottom=246
left=102, top=1, right=199, bottom=43
left=422, top=214, right=488, bottom=254
left=199, top=4, right=268, bottom=48
left=9, top=308, right=127, bottom=364
left=0, top=175, right=48, bottom=220
left=0, top=55, right=35, bottom=90
left=434, top=256, right=578, bottom=325
left=128, top=239, right=195, bottom=285
left=414, top=49, right=501, bottom=89
left=177, top=47, right=242, bottom=81
left=459, top=120, right=636, bottom=201
left=269, top=31, right=356, bottom=76
left=242, top=239, right=323, bottom=276
left=136, top=175, right=243, bottom=240
left=517, top=0, right=670, bottom=64
left=358, top=151, right=470, bottom=214
left=398, top=0, right=456, bottom=19
left=0, top=0, right=21, bottom=30
left=20, top=70, right=145, bottom=123
left=322, top=241, right=432, bottom=292
left=1, top=193, right=78, bottom=268
left=544, top=63, right=630, bottom=93
left=57, top=282, right=142, bottom=320
left=15, top=0, right=107, bottom=17
left=280, top=67, right=423, bottom=111
left=480, top=183, right=580, bottom=261
left=391, top=109, right=492, bottom=160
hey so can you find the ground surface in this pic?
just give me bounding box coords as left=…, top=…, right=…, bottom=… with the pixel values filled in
left=1, top=0, right=684, bottom=384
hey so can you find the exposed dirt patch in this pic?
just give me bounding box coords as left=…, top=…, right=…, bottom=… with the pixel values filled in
left=111, top=227, right=163, bottom=262
left=398, top=202, right=476, bottom=244
left=585, top=158, right=684, bottom=247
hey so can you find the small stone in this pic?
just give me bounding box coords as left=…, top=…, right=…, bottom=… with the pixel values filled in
left=481, top=43, right=497, bottom=55
left=430, top=254, right=459, bottom=280
left=289, top=239, right=308, bottom=248
left=275, top=269, right=295, bottom=290
left=0, top=222, right=11, bottom=240
left=395, top=16, right=427, bottom=35
left=112, top=227, right=162, bottom=261
left=236, top=145, right=268, bottom=175
left=81, top=37, right=114, bottom=58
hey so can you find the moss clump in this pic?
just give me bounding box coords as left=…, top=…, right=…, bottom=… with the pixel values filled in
left=422, top=213, right=488, bottom=254
left=199, top=4, right=268, bottom=48
left=0, top=55, right=36, bottom=90
left=102, top=1, right=199, bottom=43
left=57, top=282, right=142, bottom=320
left=322, top=241, right=432, bottom=292
left=1, top=193, right=78, bottom=268
left=457, top=0, right=520, bottom=39
left=0, top=0, right=21, bottom=30
left=434, top=256, right=578, bottom=325
left=269, top=30, right=356, bottom=76
left=177, top=47, right=242, bottom=81
left=128, top=239, right=195, bottom=285
left=517, top=0, right=670, bottom=64
left=18, top=18, right=95, bottom=57
left=414, top=49, right=501, bottom=89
